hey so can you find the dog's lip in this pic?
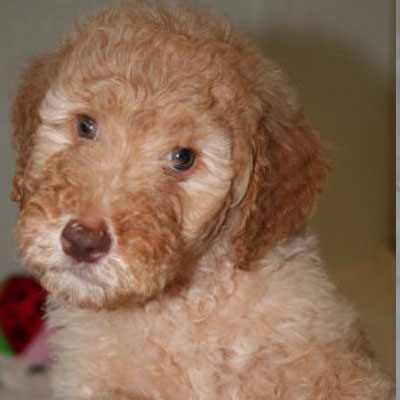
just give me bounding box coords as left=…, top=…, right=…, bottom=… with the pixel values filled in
left=67, top=261, right=105, bottom=286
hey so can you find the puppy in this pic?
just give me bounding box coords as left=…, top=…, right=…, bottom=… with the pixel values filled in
left=11, top=1, right=394, bottom=399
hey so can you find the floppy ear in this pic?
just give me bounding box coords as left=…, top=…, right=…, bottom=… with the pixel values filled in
left=11, top=53, right=60, bottom=206
left=232, top=72, right=329, bottom=270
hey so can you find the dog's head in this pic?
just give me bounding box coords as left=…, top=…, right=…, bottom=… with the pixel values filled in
left=11, top=1, right=328, bottom=309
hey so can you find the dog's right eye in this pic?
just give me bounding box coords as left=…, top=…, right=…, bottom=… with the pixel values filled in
left=77, top=116, right=98, bottom=140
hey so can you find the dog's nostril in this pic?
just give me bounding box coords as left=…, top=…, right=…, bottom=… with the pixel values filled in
left=61, top=219, right=111, bottom=263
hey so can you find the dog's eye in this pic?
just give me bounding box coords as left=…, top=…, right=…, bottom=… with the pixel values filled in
left=77, top=116, right=98, bottom=140
left=168, top=148, right=196, bottom=172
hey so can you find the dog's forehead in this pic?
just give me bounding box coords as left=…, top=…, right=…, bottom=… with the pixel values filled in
left=62, top=33, right=215, bottom=89
left=56, top=17, right=246, bottom=114
left=54, top=60, right=221, bottom=129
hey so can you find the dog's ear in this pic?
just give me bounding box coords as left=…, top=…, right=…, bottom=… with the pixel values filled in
left=232, top=67, right=329, bottom=270
left=11, top=53, right=60, bottom=206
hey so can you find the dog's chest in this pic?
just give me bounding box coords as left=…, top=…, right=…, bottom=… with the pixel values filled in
left=49, top=246, right=337, bottom=399
left=50, top=264, right=292, bottom=398
left=107, top=271, right=277, bottom=397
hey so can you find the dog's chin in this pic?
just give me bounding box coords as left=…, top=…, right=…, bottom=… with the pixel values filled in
left=24, top=253, right=171, bottom=310
left=39, top=267, right=167, bottom=310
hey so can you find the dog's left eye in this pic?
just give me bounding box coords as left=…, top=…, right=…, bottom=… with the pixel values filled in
left=167, top=148, right=196, bottom=172
left=77, top=116, right=98, bottom=140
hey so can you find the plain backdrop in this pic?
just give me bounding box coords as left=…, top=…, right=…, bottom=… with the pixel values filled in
left=0, top=0, right=395, bottom=375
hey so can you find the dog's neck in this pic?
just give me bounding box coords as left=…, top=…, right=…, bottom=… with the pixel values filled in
left=142, top=233, right=315, bottom=324
left=162, top=234, right=237, bottom=303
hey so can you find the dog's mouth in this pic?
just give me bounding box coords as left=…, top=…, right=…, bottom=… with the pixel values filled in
left=64, top=261, right=106, bottom=286
left=39, top=251, right=142, bottom=309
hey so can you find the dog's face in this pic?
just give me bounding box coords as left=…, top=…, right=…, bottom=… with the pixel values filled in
left=16, top=95, right=240, bottom=308
left=12, top=2, right=327, bottom=309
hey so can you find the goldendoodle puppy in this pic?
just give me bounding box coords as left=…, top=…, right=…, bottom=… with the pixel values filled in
left=11, top=1, right=394, bottom=399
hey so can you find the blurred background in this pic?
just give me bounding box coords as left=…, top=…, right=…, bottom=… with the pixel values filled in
left=0, top=0, right=395, bottom=392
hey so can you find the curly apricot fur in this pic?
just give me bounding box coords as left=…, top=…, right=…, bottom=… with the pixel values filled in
left=11, top=1, right=393, bottom=399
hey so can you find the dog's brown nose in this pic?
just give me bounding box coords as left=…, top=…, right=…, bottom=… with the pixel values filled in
left=61, top=219, right=111, bottom=263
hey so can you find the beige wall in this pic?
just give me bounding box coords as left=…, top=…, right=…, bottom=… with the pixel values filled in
left=0, top=0, right=394, bottom=373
